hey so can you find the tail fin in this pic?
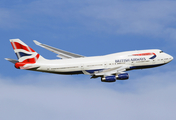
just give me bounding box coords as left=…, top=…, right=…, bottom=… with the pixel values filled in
left=10, top=39, right=46, bottom=63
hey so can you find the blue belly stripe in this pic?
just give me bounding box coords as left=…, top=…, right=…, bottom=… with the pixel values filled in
left=85, top=69, right=104, bottom=74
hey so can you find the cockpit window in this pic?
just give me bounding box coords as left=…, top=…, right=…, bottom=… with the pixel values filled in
left=160, top=51, right=164, bottom=53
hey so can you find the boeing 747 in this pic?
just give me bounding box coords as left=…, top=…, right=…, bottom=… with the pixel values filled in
left=5, top=39, right=173, bottom=82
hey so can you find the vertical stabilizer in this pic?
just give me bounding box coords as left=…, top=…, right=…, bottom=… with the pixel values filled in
left=9, top=39, right=46, bottom=68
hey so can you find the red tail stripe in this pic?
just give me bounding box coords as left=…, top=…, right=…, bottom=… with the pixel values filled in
left=11, top=42, right=15, bottom=49
left=11, top=42, right=35, bottom=52
left=22, top=54, right=40, bottom=63
left=15, top=62, right=27, bottom=69
left=133, top=53, right=155, bottom=56
left=15, top=54, right=40, bottom=68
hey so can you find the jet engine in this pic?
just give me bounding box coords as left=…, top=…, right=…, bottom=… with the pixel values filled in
left=116, top=73, right=129, bottom=80
left=101, top=73, right=129, bottom=82
left=101, top=75, right=116, bottom=82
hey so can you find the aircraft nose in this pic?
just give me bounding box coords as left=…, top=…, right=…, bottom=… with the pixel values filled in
left=168, top=55, right=174, bottom=62
left=171, top=56, right=174, bottom=60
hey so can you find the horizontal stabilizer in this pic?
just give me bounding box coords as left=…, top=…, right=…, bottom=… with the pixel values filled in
left=33, top=40, right=84, bottom=59
left=5, top=58, right=18, bottom=64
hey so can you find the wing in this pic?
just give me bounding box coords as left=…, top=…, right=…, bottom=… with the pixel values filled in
left=33, top=40, right=85, bottom=59
left=90, top=65, right=130, bottom=78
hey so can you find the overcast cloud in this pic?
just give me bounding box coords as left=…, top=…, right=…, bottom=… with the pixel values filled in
left=0, top=70, right=176, bottom=120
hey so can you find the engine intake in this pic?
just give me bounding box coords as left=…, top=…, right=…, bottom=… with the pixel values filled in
left=101, top=73, right=129, bottom=82
left=101, top=75, right=116, bottom=82
left=116, top=73, right=129, bottom=80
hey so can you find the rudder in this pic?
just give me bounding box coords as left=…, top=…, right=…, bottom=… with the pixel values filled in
left=10, top=39, right=45, bottom=63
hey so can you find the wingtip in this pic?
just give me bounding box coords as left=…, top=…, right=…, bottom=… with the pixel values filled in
left=33, top=40, right=41, bottom=45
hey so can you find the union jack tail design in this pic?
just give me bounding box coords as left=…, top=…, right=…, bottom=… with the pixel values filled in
left=10, top=39, right=46, bottom=69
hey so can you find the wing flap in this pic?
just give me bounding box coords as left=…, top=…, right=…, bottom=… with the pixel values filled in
left=33, top=40, right=84, bottom=59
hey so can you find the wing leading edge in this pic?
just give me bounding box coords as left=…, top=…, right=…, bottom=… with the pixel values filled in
left=33, top=40, right=84, bottom=59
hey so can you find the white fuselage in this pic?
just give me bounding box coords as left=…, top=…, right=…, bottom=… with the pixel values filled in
left=33, top=49, right=173, bottom=75
left=7, top=39, right=174, bottom=81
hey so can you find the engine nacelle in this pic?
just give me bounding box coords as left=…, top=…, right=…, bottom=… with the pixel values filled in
left=101, top=75, right=116, bottom=82
left=116, top=73, right=129, bottom=80
left=101, top=73, right=129, bottom=82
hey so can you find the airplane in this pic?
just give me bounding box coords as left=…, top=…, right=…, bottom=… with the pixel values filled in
left=5, top=39, right=173, bottom=82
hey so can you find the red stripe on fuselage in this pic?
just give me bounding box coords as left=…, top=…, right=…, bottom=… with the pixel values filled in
left=11, top=42, right=35, bottom=52
left=133, top=53, right=155, bottom=56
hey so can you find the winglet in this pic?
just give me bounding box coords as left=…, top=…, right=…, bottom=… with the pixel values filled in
left=33, top=40, right=41, bottom=46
